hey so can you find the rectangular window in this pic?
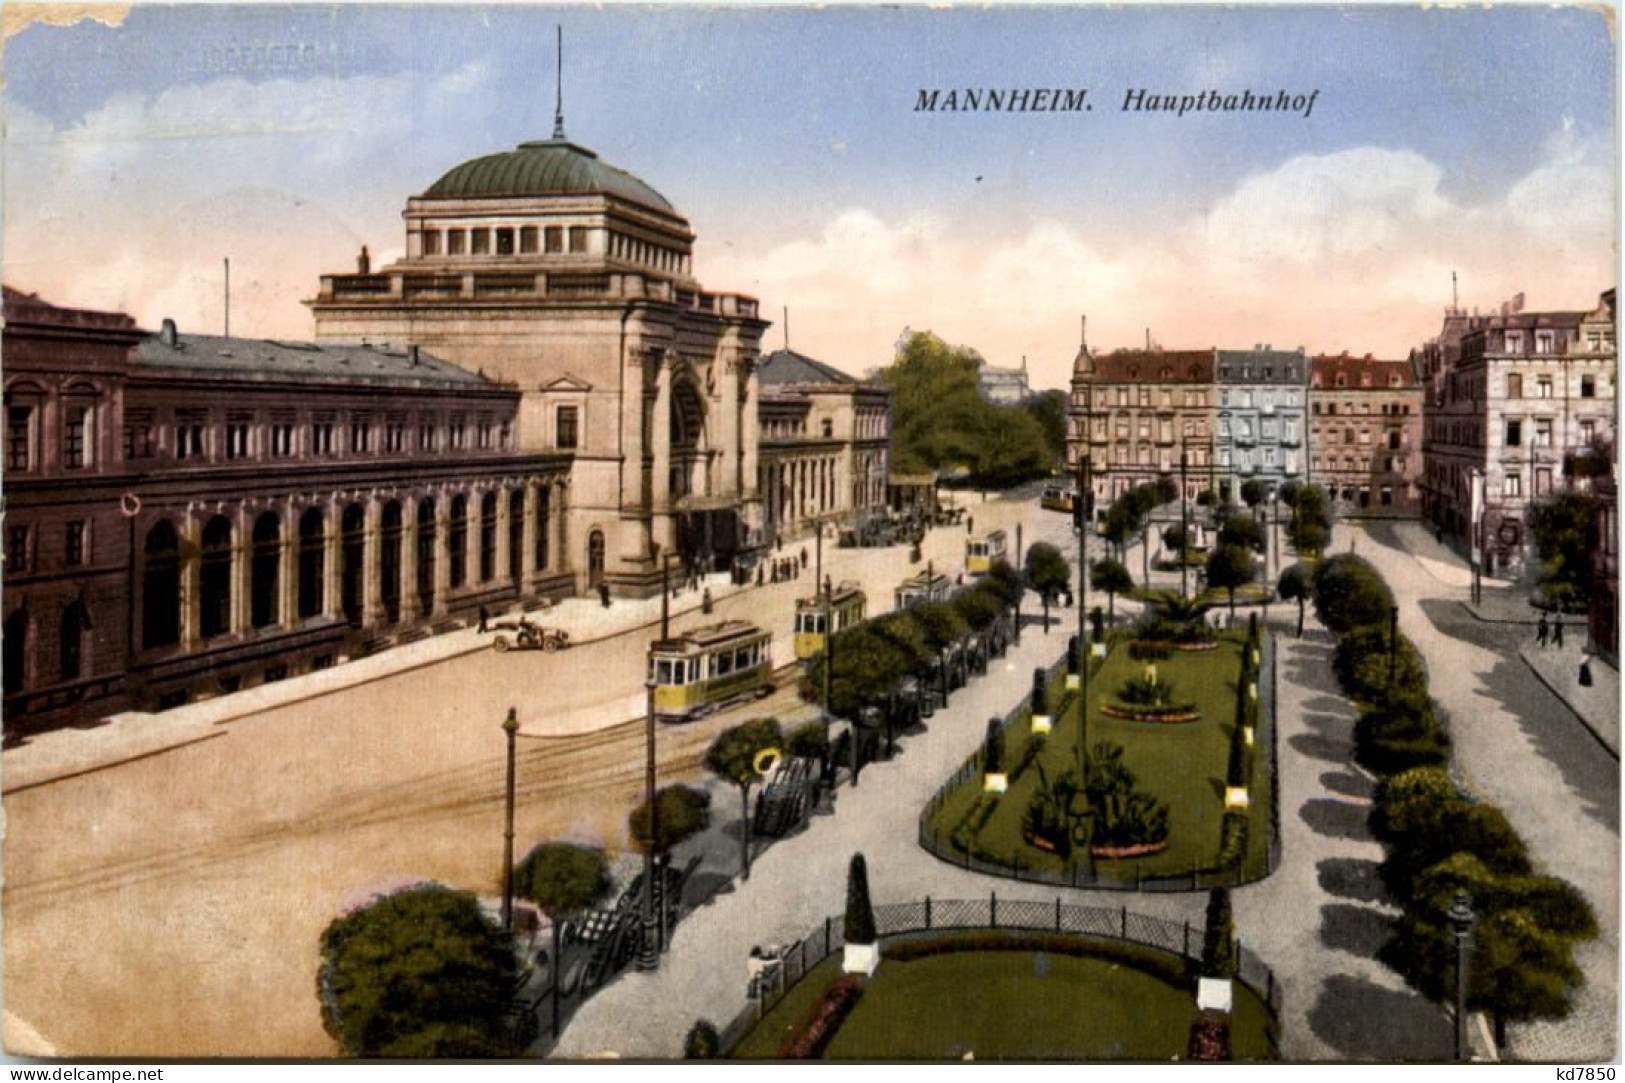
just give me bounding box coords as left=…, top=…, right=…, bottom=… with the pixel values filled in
left=269, top=424, right=295, bottom=458
left=386, top=423, right=406, bottom=453
left=224, top=422, right=250, bottom=460
left=422, top=230, right=442, bottom=256
left=1506, top=373, right=1522, bottom=398
left=478, top=420, right=493, bottom=450
left=1116, top=389, right=1128, bottom=407
left=1160, top=390, right=1172, bottom=409
left=64, top=520, right=86, bottom=566
left=1327, top=403, right=1337, bottom=416
left=7, top=524, right=30, bottom=572
left=1581, top=375, right=1596, bottom=399
left=1581, top=420, right=1596, bottom=445
left=1506, top=331, right=1524, bottom=353
left=450, top=417, right=466, bottom=450
left=1534, top=420, right=1552, bottom=447
left=520, top=227, right=539, bottom=254
left=545, top=226, right=564, bottom=253
left=556, top=406, right=579, bottom=450
left=123, top=422, right=155, bottom=461
left=568, top=227, right=588, bottom=254
left=351, top=419, right=371, bottom=454
left=495, top=228, right=514, bottom=255
left=1506, top=473, right=1522, bottom=497
left=447, top=229, right=466, bottom=255
left=1536, top=331, right=1556, bottom=354
left=1537, top=376, right=1553, bottom=398
left=312, top=422, right=334, bottom=456
left=470, top=229, right=490, bottom=256
left=63, top=405, right=88, bottom=469
left=7, top=405, right=33, bottom=471
left=419, top=422, right=437, bottom=452
left=1506, top=419, right=1522, bottom=447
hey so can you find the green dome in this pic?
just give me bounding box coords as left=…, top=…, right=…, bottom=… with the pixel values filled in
left=422, top=140, right=675, bottom=213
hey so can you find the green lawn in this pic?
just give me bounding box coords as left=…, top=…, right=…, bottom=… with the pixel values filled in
left=734, top=945, right=1277, bottom=1060
left=925, top=631, right=1273, bottom=883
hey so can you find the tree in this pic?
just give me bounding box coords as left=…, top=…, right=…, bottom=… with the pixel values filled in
left=1206, top=544, right=1256, bottom=618
left=628, top=784, right=712, bottom=857
left=1277, top=563, right=1312, bottom=637
left=844, top=853, right=877, bottom=945
left=319, top=883, right=521, bottom=1057
left=1201, top=886, right=1236, bottom=978
left=1021, top=389, right=1069, bottom=468
left=1240, top=479, right=1266, bottom=509
left=1090, top=558, right=1135, bottom=625
left=1529, top=491, right=1599, bottom=611
left=1333, top=625, right=1427, bottom=703
left=984, top=558, right=1025, bottom=609
left=704, top=718, right=784, bottom=880
left=1311, top=554, right=1394, bottom=635
left=1024, top=542, right=1070, bottom=632
left=512, top=842, right=612, bottom=1039
left=786, top=720, right=830, bottom=760
left=1287, top=484, right=1333, bottom=558
left=1162, top=523, right=1191, bottom=559
left=802, top=624, right=912, bottom=721
left=684, top=1020, right=722, bottom=1059
left=902, top=601, right=970, bottom=704
left=1219, top=513, right=1265, bottom=554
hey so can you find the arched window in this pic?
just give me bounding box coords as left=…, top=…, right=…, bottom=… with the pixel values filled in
left=587, top=529, right=606, bottom=588
left=340, top=504, right=365, bottom=625
left=416, top=498, right=436, bottom=616
left=448, top=495, right=468, bottom=588
left=199, top=516, right=233, bottom=640
left=380, top=502, right=403, bottom=624
left=60, top=599, right=90, bottom=681
left=533, top=486, right=551, bottom=572
left=507, top=490, right=524, bottom=585
left=298, top=509, right=326, bottom=620
left=251, top=512, right=281, bottom=629
left=5, top=607, right=29, bottom=695
left=479, top=491, right=498, bottom=582
left=142, top=521, right=181, bottom=649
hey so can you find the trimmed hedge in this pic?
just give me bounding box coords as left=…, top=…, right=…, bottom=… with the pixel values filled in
left=1333, top=624, right=1427, bottom=703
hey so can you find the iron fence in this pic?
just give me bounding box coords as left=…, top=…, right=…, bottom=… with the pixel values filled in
left=718, top=892, right=1283, bottom=1057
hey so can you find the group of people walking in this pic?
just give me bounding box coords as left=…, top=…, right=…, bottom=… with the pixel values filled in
left=1535, top=612, right=1568, bottom=649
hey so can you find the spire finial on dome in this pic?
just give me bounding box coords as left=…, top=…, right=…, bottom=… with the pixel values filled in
left=552, top=24, right=566, bottom=141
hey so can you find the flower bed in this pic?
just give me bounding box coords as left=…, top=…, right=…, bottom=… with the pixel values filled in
left=1100, top=703, right=1200, bottom=724
left=1090, top=840, right=1171, bottom=859
left=778, top=974, right=866, bottom=1059
left=1130, top=640, right=1219, bottom=654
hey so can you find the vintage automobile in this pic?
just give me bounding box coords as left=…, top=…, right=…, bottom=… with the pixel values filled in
left=491, top=618, right=570, bottom=653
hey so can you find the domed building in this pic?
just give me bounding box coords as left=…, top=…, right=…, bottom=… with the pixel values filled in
left=309, top=132, right=768, bottom=596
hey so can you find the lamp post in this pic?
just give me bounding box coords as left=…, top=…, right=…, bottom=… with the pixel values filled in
left=1180, top=438, right=1191, bottom=598
left=819, top=572, right=836, bottom=812
left=1449, top=892, right=1475, bottom=1060
left=501, top=707, right=519, bottom=932
left=1014, top=523, right=1023, bottom=645
left=1076, top=396, right=1092, bottom=780
left=1387, top=604, right=1399, bottom=696
left=638, top=673, right=660, bottom=971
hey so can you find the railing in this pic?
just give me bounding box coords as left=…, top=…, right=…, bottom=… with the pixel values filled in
left=916, top=633, right=1281, bottom=892
left=718, top=893, right=1283, bottom=1056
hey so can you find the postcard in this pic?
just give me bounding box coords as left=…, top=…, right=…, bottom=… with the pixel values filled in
left=1, top=2, right=1617, bottom=1066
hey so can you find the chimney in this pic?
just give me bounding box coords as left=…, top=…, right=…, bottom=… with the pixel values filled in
left=358, top=245, right=371, bottom=274
left=408, top=344, right=421, bottom=366
left=159, top=318, right=178, bottom=348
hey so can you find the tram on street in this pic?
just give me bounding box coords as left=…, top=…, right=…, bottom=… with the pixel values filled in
left=1040, top=486, right=1078, bottom=514
left=650, top=620, right=774, bottom=721
left=895, top=570, right=953, bottom=610
left=965, top=529, right=1008, bottom=576
left=792, top=582, right=867, bottom=660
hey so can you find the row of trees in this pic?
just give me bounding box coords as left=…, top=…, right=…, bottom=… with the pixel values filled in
left=1309, top=552, right=1598, bottom=1050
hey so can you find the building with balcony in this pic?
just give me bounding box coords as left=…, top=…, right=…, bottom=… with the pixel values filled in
left=1307, top=354, right=1423, bottom=512
left=1417, top=289, right=1617, bottom=577
left=1212, top=347, right=1308, bottom=504
left=309, top=129, right=768, bottom=594
left=756, top=349, right=890, bottom=542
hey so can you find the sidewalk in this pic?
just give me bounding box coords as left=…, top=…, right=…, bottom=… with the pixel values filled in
left=1518, top=640, right=1620, bottom=758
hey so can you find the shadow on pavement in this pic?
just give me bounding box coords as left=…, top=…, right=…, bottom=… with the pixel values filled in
left=1306, top=974, right=1452, bottom=1060
left=1316, top=856, right=1387, bottom=904
left=1319, top=901, right=1395, bottom=957
left=1299, top=798, right=1373, bottom=841
left=1318, top=769, right=1374, bottom=800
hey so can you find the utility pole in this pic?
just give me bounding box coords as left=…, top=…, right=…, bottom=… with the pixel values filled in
left=1449, top=892, right=1475, bottom=1060
left=501, top=708, right=519, bottom=932
left=1014, top=522, right=1023, bottom=645
left=638, top=675, right=659, bottom=970
left=1180, top=438, right=1190, bottom=598
left=223, top=258, right=231, bottom=338
left=1076, top=391, right=1092, bottom=780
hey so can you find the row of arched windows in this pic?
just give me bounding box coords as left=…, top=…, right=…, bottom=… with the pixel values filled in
left=2, top=601, right=91, bottom=697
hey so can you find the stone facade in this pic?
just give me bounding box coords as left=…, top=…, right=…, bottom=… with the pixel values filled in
left=309, top=136, right=768, bottom=595
left=1307, top=354, right=1423, bottom=513
left=757, top=349, right=890, bottom=542
left=1419, top=290, right=1617, bottom=577
left=1213, top=348, right=1309, bottom=504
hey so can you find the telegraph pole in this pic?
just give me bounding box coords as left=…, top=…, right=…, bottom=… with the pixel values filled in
left=501, top=708, right=519, bottom=932
left=1180, top=437, right=1191, bottom=598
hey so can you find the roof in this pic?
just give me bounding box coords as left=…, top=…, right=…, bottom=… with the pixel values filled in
left=3, top=286, right=141, bottom=335
left=1309, top=354, right=1419, bottom=390
left=134, top=331, right=493, bottom=390
left=758, top=348, right=861, bottom=387
left=1090, top=349, right=1214, bottom=383
left=654, top=620, right=768, bottom=651
left=422, top=140, right=674, bottom=214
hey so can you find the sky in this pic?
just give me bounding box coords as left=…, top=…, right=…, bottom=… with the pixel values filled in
left=2, top=4, right=1616, bottom=392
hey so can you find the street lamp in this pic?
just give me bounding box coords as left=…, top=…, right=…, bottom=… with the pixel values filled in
left=1014, top=522, right=1023, bottom=646
left=501, top=707, right=519, bottom=932
left=818, top=573, right=836, bottom=813
left=638, top=673, right=660, bottom=971
left=1449, top=892, right=1476, bottom=1060
left=1387, top=604, right=1400, bottom=696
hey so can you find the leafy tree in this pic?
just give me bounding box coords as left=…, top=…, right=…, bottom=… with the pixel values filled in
left=1287, top=484, right=1333, bottom=558
left=1152, top=475, right=1180, bottom=506
left=704, top=718, right=785, bottom=880
left=1333, top=624, right=1426, bottom=703
left=1206, top=544, right=1256, bottom=618
left=1277, top=480, right=1302, bottom=508
left=1310, top=553, right=1394, bottom=636
left=1024, top=542, right=1070, bottom=632
left=1240, top=479, right=1266, bottom=508
left=1091, top=558, right=1135, bottom=625
left=1219, top=513, right=1265, bottom=554
left=684, top=1020, right=722, bottom=1059
left=1379, top=798, right=1532, bottom=904
left=1354, top=692, right=1451, bottom=776
left=902, top=601, right=970, bottom=704
left=844, top=853, right=877, bottom=944
left=1368, top=766, right=1461, bottom=847
left=1201, top=886, right=1236, bottom=978
left=968, top=406, right=1053, bottom=492
left=1529, top=491, right=1599, bottom=610
left=802, top=625, right=912, bottom=721
left=512, top=842, right=612, bottom=1039
left=984, top=558, right=1025, bottom=608
left=319, top=883, right=521, bottom=1057
left=628, top=784, right=712, bottom=857
left=1196, top=489, right=1217, bottom=508
left=1277, top=563, right=1312, bottom=637
left=952, top=585, right=1003, bottom=634
left=785, top=720, right=830, bottom=760
left=1162, top=523, right=1191, bottom=556
left=1021, top=389, right=1069, bottom=468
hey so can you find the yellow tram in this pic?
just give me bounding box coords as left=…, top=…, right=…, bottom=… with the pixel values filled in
left=895, top=570, right=952, bottom=610
left=965, top=529, right=1008, bottom=576
left=793, top=582, right=867, bottom=660
left=650, top=620, right=774, bottom=722
left=1040, top=486, right=1078, bottom=514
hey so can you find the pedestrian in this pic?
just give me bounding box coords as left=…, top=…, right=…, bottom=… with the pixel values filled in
left=756, top=564, right=765, bottom=587
left=702, top=587, right=714, bottom=615
left=598, top=581, right=611, bottom=608
left=800, top=546, right=808, bottom=570
left=1536, top=612, right=1549, bottom=647
left=967, top=515, right=975, bottom=535
left=1554, top=620, right=1565, bottom=649
left=477, top=603, right=489, bottom=634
